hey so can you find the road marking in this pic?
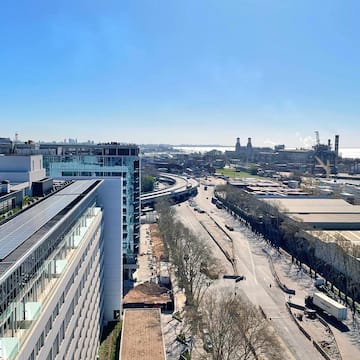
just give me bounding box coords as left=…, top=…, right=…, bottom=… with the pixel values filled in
left=247, top=240, right=257, bottom=284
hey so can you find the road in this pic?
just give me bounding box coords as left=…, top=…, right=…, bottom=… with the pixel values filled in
left=175, top=177, right=323, bottom=360
left=141, top=173, right=198, bottom=204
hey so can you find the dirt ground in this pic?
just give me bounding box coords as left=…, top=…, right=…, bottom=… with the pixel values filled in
left=149, top=223, right=166, bottom=262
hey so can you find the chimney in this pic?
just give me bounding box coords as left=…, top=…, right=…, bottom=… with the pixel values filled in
left=247, top=137, right=252, bottom=149
left=334, top=135, right=339, bottom=156
left=235, top=137, right=241, bottom=153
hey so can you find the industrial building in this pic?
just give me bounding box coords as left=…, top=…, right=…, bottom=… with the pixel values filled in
left=228, top=178, right=308, bottom=197
left=263, top=198, right=360, bottom=230
left=0, top=179, right=124, bottom=359
left=227, top=133, right=340, bottom=174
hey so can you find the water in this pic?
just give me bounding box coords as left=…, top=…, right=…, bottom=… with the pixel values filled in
left=173, top=145, right=234, bottom=154
left=173, top=146, right=360, bottom=159
left=339, top=148, right=360, bottom=159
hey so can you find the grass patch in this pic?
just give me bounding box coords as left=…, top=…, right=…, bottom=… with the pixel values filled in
left=216, top=168, right=261, bottom=179
left=180, top=349, right=191, bottom=360
left=98, top=321, right=123, bottom=360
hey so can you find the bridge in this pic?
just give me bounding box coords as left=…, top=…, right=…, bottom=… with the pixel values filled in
left=140, top=173, right=198, bottom=209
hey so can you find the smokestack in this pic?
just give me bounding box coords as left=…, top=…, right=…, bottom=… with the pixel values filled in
left=335, top=135, right=339, bottom=156
left=328, top=139, right=331, bottom=149
left=247, top=137, right=252, bottom=149
left=235, top=137, right=241, bottom=153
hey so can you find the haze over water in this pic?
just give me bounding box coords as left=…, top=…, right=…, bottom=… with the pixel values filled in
left=174, top=146, right=360, bottom=160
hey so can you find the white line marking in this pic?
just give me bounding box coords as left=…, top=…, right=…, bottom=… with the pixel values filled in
left=247, top=240, right=257, bottom=284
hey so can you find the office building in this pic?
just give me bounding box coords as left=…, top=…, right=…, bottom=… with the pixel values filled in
left=1, top=141, right=140, bottom=289
left=0, top=179, right=124, bottom=359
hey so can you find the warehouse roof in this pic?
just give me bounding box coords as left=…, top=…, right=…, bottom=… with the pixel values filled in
left=264, top=198, right=360, bottom=214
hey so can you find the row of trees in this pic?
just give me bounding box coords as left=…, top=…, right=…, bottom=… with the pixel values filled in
left=215, top=184, right=360, bottom=305
left=156, top=199, right=283, bottom=359
left=156, top=199, right=218, bottom=314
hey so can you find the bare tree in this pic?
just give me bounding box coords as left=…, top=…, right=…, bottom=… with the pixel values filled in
left=156, top=199, right=218, bottom=330
left=199, top=289, right=284, bottom=360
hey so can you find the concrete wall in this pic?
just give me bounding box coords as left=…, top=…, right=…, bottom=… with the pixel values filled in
left=0, top=155, right=46, bottom=184
left=97, top=179, right=123, bottom=322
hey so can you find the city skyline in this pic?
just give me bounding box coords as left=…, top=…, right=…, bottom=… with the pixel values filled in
left=1, top=1, right=360, bottom=147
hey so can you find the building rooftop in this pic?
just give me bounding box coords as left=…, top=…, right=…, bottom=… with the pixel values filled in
left=263, top=198, right=360, bottom=214
left=290, top=213, right=360, bottom=227
left=122, top=281, right=171, bottom=306
left=120, top=308, right=166, bottom=360
left=264, top=197, right=360, bottom=230
left=0, top=179, right=101, bottom=278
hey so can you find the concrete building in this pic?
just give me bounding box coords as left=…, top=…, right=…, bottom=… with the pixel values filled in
left=228, top=178, right=308, bottom=197
left=264, top=198, right=360, bottom=230
left=120, top=309, right=166, bottom=360
left=40, top=143, right=140, bottom=287
left=0, top=179, right=124, bottom=359
left=0, top=155, right=46, bottom=189
left=1, top=142, right=140, bottom=289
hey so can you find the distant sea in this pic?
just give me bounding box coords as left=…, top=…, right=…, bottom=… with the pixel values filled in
left=173, top=146, right=360, bottom=159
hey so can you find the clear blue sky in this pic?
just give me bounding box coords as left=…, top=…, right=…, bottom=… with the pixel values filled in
left=1, top=0, right=359, bottom=148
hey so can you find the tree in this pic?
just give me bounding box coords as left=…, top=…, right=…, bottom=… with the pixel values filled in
left=141, top=174, right=155, bottom=193
left=156, top=199, right=218, bottom=318
left=199, top=290, right=284, bottom=360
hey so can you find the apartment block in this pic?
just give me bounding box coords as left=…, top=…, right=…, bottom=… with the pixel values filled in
left=0, top=179, right=123, bottom=360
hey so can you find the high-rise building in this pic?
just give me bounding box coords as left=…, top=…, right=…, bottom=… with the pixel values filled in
left=0, top=179, right=123, bottom=359
left=11, top=142, right=140, bottom=290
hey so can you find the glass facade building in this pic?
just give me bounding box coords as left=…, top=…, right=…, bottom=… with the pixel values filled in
left=0, top=180, right=104, bottom=360
left=37, top=143, right=140, bottom=284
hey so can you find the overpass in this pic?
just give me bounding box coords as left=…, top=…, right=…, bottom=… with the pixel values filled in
left=140, top=173, right=198, bottom=209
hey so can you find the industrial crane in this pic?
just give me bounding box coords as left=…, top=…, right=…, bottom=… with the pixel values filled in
left=314, top=130, right=330, bottom=177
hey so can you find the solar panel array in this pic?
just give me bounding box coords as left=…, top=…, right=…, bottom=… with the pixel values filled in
left=0, top=180, right=98, bottom=261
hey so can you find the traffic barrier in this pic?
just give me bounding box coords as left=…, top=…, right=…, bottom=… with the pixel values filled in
left=285, top=302, right=311, bottom=341
left=312, top=340, right=332, bottom=360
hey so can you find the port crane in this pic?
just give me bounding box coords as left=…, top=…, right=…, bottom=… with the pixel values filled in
left=314, top=131, right=331, bottom=178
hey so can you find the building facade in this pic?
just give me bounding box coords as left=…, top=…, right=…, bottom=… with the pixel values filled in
left=5, top=142, right=140, bottom=287
left=0, top=180, right=110, bottom=360
left=0, top=155, right=46, bottom=186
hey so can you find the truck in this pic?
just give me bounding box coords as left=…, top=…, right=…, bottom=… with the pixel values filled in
left=306, top=292, right=347, bottom=321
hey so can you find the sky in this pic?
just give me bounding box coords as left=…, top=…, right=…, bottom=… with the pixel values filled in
left=1, top=0, right=360, bottom=148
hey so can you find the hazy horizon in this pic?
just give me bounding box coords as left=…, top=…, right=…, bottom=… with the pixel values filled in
left=1, top=1, right=360, bottom=148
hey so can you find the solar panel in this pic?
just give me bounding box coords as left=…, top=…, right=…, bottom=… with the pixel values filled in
left=0, top=180, right=97, bottom=260
left=55, top=179, right=98, bottom=196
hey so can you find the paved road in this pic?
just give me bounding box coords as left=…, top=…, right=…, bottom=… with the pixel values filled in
left=176, top=177, right=323, bottom=360
left=141, top=173, right=197, bottom=203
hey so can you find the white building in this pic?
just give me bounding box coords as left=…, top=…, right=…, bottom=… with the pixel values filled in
left=0, top=155, right=46, bottom=188
left=0, top=179, right=122, bottom=359
left=37, top=143, right=140, bottom=290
